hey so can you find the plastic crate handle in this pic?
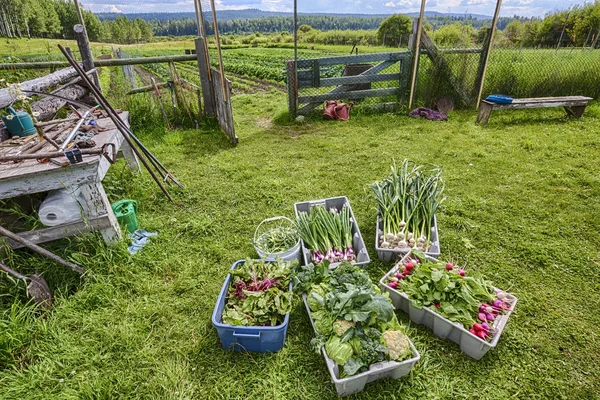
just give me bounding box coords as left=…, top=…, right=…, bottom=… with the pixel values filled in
left=233, top=331, right=262, bottom=338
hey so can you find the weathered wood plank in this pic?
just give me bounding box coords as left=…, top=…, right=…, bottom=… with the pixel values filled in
left=0, top=67, right=78, bottom=109
left=421, top=30, right=471, bottom=105
left=79, top=181, right=122, bottom=244
left=483, top=99, right=591, bottom=110
left=298, top=60, right=398, bottom=114
left=298, top=87, right=400, bottom=104
left=0, top=55, right=198, bottom=70
left=294, top=51, right=408, bottom=68
left=0, top=112, right=128, bottom=198
left=195, top=37, right=215, bottom=117
left=4, top=215, right=114, bottom=249
left=211, top=68, right=238, bottom=144
left=314, top=73, right=401, bottom=87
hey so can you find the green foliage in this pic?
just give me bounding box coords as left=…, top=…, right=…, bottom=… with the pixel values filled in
left=299, top=262, right=412, bottom=376
left=377, top=14, right=412, bottom=47
left=0, top=88, right=599, bottom=398
left=222, top=259, right=293, bottom=327
left=431, top=23, right=477, bottom=47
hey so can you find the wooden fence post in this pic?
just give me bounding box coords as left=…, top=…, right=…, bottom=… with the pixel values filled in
left=118, top=48, right=137, bottom=89
left=74, top=24, right=100, bottom=90
left=473, top=28, right=492, bottom=101
left=195, top=37, right=215, bottom=117
left=408, top=0, right=426, bottom=110
left=475, top=0, right=502, bottom=110
left=286, top=61, right=297, bottom=117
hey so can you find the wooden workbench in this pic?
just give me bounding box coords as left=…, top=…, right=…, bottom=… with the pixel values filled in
left=0, top=112, right=140, bottom=248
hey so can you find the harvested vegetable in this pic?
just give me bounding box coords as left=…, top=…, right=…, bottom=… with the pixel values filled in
left=294, top=262, right=413, bottom=377
left=255, top=226, right=298, bottom=254
left=222, top=259, right=295, bottom=327
left=296, top=205, right=355, bottom=265
left=371, top=159, right=445, bottom=252
left=383, top=250, right=514, bottom=342
left=254, top=217, right=299, bottom=255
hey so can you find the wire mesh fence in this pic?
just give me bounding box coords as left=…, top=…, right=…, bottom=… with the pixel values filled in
left=483, top=46, right=600, bottom=99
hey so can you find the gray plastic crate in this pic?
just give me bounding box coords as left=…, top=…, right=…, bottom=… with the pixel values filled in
left=303, top=295, right=420, bottom=397
left=379, top=253, right=518, bottom=360
left=375, top=212, right=441, bottom=263
left=294, top=196, right=370, bottom=267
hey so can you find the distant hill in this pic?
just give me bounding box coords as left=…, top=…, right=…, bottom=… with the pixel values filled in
left=96, top=9, right=491, bottom=22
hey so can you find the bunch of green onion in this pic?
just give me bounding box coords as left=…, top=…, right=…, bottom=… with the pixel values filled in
left=296, top=205, right=355, bottom=265
left=371, top=159, right=445, bottom=252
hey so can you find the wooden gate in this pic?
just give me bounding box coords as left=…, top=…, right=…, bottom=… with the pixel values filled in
left=287, top=51, right=412, bottom=116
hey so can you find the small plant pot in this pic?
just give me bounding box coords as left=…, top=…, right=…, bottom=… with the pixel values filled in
left=375, top=211, right=441, bottom=262
left=379, top=253, right=518, bottom=360
left=211, top=260, right=292, bottom=353
left=302, top=294, right=420, bottom=397
left=294, top=196, right=370, bottom=268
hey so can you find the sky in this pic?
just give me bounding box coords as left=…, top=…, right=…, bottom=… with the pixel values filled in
left=83, top=0, right=586, bottom=18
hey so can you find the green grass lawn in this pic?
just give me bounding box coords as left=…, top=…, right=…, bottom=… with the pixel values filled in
left=1, top=88, right=600, bottom=399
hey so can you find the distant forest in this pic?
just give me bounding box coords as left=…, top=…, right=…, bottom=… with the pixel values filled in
left=96, top=10, right=512, bottom=37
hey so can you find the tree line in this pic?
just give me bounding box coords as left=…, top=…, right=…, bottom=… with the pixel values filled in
left=0, top=0, right=153, bottom=44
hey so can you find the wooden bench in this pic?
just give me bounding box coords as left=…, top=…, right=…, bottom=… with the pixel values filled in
left=476, top=96, right=593, bottom=125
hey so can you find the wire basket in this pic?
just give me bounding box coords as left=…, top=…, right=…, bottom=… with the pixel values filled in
left=253, top=216, right=301, bottom=262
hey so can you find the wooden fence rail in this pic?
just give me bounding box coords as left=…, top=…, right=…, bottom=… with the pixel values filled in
left=0, top=54, right=198, bottom=70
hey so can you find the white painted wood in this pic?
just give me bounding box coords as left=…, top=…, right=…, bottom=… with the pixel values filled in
left=0, top=67, right=78, bottom=109
left=5, top=215, right=114, bottom=249
left=0, top=113, right=130, bottom=246
left=120, top=141, right=141, bottom=172
left=79, top=181, right=122, bottom=244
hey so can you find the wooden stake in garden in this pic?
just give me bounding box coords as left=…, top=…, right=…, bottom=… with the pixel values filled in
left=475, top=0, right=502, bottom=111
left=408, top=0, right=426, bottom=110
left=209, top=0, right=228, bottom=102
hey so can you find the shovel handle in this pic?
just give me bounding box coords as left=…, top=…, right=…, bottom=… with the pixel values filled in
left=0, top=225, right=85, bottom=274
left=0, top=262, right=27, bottom=280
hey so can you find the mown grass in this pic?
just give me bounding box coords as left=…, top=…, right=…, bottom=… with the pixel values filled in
left=1, top=82, right=599, bottom=399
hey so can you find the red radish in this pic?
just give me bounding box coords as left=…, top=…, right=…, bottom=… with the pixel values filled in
left=404, top=261, right=414, bottom=269
left=397, top=274, right=405, bottom=280
left=478, top=312, right=487, bottom=321
left=402, top=268, right=410, bottom=276
left=473, top=323, right=484, bottom=332
left=388, top=281, right=398, bottom=289
left=434, top=303, right=440, bottom=309
left=476, top=330, right=487, bottom=340
left=469, top=328, right=477, bottom=335
left=457, top=269, right=465, bottom=277
left=445, top=262, right=453, bottom=270
left=479, top=304, right=486, bottom=313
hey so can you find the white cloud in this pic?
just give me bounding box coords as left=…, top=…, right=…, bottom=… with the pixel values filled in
left=108, top=4, right=123, bottom=12
left=385, top=1, right=395, bottom=7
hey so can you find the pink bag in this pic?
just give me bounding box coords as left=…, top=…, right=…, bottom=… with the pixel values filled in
left=323, top=101, right=354, bottom=121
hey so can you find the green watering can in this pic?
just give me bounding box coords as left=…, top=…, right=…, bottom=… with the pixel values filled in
left=111, top=200, right=139, bottom=234
left=1, top=107, right=37, bottom=137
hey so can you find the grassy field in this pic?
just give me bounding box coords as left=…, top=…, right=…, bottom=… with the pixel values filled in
left=2, top=65, right=600, bottom=399
left=1, top=37, right=600, bottom=399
